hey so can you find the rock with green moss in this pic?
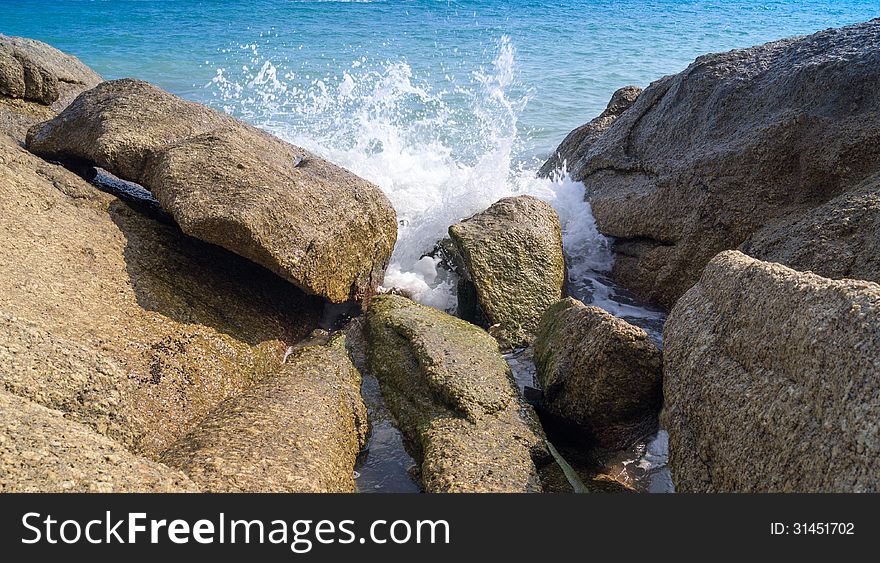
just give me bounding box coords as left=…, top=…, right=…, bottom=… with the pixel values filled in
left=534, top=298, right=663, bottom=449
left=26, top=78, right=397, bottom=303
left=366, top=294, right=550, bottom=492
left=448, top=195, right=565, bottom=349
left=160, top=335, right=368, bottom=492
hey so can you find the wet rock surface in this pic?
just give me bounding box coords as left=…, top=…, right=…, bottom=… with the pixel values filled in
left=26, top=78, right=397, bottom=303
left=160, top=336, right=368, bottom=492
left=534, top=298, right=663, bottom=449
left=366, top=294, right=550, bottom=492
left=449, top=195, right=565, bottom=349
left=548, top=19, right=880, bottom=308
left=663, top=251, right=880, bottom=492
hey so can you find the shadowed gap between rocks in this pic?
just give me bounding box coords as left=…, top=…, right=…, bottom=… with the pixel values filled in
left=63, top=151, right=422, bottom=493
left=91, top=169, right=325, bottom=347
left=94, top=168, right=422, bottom=492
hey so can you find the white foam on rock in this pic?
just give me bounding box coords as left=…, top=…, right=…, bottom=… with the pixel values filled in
left=206, top=35, right=662, bottom=327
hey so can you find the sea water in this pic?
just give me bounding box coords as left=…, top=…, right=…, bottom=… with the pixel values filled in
left=4, top=0, right=877, bottom=491
left=3, top=0, right=876, bottom=316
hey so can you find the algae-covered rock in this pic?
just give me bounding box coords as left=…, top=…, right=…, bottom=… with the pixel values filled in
left=663, top=251, right=880, bottom=492
left=0, top=35, right=100, bottom=142
left=160, top=335, right=368, bottom=492
left=0, top=132, right=321, bottom=456
left=448, top=195, right=565, bottom=349
left=534, top=298, right=662, bottom=449
left=26, top=78, right=397, bottom=303
left=0, top=390, right=197, bottom=493
left=366, top=294, right=550, bottom=492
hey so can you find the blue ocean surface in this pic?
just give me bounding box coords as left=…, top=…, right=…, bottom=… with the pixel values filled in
left=3, top=1, right=877, bottom=145
left=3, top=1, right=877, bottom=492
left=3, top=1, right=877, bottom=301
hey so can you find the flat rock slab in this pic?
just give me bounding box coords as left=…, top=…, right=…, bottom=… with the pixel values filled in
left=0, top=390, right=197, bottom=493
left=26, top=78, right=397, bottom=303
left=366, top=294, right=549, bottom=492
left=663, top=250, right=880, bottom=492
left=449, top=195, right=565, bottom=349
left=534, top=298, right=663, bottom=449
left=160, top=336, right=368, bottom=492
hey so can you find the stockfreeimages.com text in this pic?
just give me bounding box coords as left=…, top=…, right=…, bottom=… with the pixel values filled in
left=21, top=512, right=450, bottom=554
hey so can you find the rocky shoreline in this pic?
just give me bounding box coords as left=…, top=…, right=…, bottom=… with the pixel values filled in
left=1, top=19, right=878, bottom=493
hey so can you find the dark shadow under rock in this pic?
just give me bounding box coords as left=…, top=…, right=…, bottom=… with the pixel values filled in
left=108, top=198, right=323, bottom=347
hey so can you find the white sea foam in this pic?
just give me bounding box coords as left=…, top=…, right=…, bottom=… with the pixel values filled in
left=206, top=35, right=662, bottom=325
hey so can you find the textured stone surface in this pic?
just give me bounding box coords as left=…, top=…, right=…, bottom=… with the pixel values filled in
left=742, top=172, right=880, bottom=283
left=0, top=390, right=197, bottom=493
left=160, top=336, right=368, bottom=492
left=663, top=251, right=880, bottom=492
left=538, top=85, right=641, bottom=179
left=0, top=133, right=321, bottom=456
left=0, top=313, right=140, bottom=447
left=366, top=294, right=549, bottom=492
left=448, top=196, right=565, bottom=349
left=534, top=298, right=663, bottom=449
left=547, top=20, right=880, bottom=308
left=0, top=35, right=100, bottom=142
left=26, top=78, right=397, bottom=303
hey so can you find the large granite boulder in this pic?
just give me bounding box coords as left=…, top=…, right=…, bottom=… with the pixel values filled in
left=0, top=35, right=100, bottom=142
left=0, top=390, right=197, bottom=493
left=0, top=132, right=322, bottom=457
left=663, top=251, right=880, bottom=492
left=546, top=20, right=880, bottom=308
left=26, top=78, right=397, bottom=303
left=538, top=85, right=641, bottom=179
left=366, top=294, right=550, bottom=492
left=741, top=172, right=880, bottom=282
left=534, top=298, right=663, bottom=449
left=448, top=195, right=566, bottom=348
left=160, top=335, right=368, bottom=492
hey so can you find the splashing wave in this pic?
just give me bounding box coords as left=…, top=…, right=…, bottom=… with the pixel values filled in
left=205, top=35, right=660, bottom=325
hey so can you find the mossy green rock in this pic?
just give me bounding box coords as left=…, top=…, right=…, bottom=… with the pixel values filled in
left=366, top=294, right=549, bottom=492
left=449, top=195, right=565, bottom=349
left=535, top=298, right=663, bottom=449
left=26, top=79, right=397, bottom=303
left=160, top=335, right=368, bottom=492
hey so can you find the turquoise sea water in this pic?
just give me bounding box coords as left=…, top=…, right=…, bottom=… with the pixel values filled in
left=3, top=1, right=877, bottom=307
left=3, top=1, right=878, bottom=147
left=3, top=1, right=878, bottom=492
